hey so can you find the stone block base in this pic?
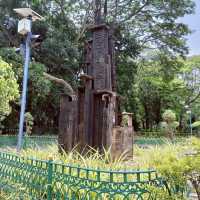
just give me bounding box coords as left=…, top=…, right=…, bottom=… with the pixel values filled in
left=111, top=126, right=133, bottom=159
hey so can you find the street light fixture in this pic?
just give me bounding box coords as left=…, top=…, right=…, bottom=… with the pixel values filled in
left=14, top=8, right=43, bottom=152
left=14, top=8, right=43, bottom=21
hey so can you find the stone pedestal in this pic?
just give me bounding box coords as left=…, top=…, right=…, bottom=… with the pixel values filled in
left=111, top=112, right=134, bottom=159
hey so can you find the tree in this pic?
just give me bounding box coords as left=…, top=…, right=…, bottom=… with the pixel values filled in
left=0, top=48, right=52, bottom=130
left=131, top=53, right=200, bottom=132
left=0, top=0, right=196, bottom=133
left=171, top=55, right=200, bottom=131
left=134, top=53, right=184, bottom=130
left=0, top=1, right=79, bottom=131
left=0, top=57, right=19, bottom=123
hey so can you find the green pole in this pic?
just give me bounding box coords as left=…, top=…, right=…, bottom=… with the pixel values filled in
left=47, top=157, right=53, bottom=200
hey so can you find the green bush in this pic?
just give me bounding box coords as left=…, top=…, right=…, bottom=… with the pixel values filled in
left=135, top=137, right=200, bottom=199
left=24, top=112, right=34, bottom=135
left=0, top=57, right=19, bottom=121
left=160, top=110, right=179, bottom=139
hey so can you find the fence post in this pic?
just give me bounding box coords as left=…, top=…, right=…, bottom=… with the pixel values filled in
left=47, top=157, right=53, bottom=200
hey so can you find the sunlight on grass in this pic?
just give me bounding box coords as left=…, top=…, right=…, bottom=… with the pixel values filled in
left=0, top=136, right=197, bottom=172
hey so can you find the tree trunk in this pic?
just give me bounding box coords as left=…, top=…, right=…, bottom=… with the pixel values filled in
left=179, top=109, right=184, bottom=132
left=144, top=104, right=150, bottom=129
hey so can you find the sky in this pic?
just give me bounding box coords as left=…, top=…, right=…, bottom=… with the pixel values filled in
left=180, top=0, right=200, bottom=56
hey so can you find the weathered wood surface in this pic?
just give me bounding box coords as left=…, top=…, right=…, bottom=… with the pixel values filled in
left=78, top=88, right=85, bottom=150
left=58, top=20, right=133, bottom=157
left=92, top=26, right=109, bottom=90
left=108, top=29, right=117, bottom=91
left=58, top=95, right=77, bottom=152
left=84, top=79, right=93, bottom=147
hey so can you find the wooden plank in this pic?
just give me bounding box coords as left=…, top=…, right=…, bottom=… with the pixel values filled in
left=92, top=27, right=109, bottom=90
left=84, top=80, right=93, bottom=146
left=58, top=95, right=76, bottom=152
left=78, top=88, right=85, bottom=150
left=108, top=31, right=117, bottom=91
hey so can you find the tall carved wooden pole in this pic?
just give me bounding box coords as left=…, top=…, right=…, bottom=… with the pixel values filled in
left=55, top=0, right=134, bottom=157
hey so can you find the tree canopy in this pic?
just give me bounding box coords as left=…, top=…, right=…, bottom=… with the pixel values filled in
left=0, top=0, right=198, bottom=133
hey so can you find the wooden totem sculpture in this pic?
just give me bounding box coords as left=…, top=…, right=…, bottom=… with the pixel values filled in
left=58, top=0, right=133, bottom=157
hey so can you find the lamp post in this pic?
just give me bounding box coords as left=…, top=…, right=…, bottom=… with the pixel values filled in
left=14, top=8, right=43, bottom=152
left=185, top=105, right=192, bottom=136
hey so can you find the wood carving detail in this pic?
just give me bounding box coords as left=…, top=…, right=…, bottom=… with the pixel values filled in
left=57, top=21, right=133, bottom=157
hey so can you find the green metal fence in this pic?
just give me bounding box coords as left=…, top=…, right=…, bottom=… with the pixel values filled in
left=0, top=151, right=166, bottom=200
left=0, top=135, right=18, bottom=147
left=0, top=135, right=188, bottom=149
left=137, top=131, right=191, bottom=137
left=24, top=135, right=58, bottom=148
left=0, top=135, right=57, bottom=148
left=134, top=137, right=187, bottom=146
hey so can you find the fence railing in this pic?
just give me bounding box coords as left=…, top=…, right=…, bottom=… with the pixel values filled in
left=1, top=127, right=59, bottom=135
left=0, top=135, right=189, bottom=149
left=134, top=137, right=187, bottom=146
left=137, top=131, right=193, bottom=137
left=0, top=135, right=57, bottom=148
left=0, top=151, right=165, bottom=200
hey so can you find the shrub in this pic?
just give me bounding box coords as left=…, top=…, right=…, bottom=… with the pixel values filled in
left=0, top=58, right=19, bottom=121
left=160, top=109, right=179, bottom=139
left=24, top=112, right=34, bottom=135
left=136, top=137, right=200, bottom=199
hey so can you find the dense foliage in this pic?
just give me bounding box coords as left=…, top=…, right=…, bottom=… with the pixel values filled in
left=135, top=55, right=200, bottom=132
left=135, top=137, right=200, bottom=199
left=0, top=0, right=198, bottom=133
left=0, top=57, right=19, bottom=125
